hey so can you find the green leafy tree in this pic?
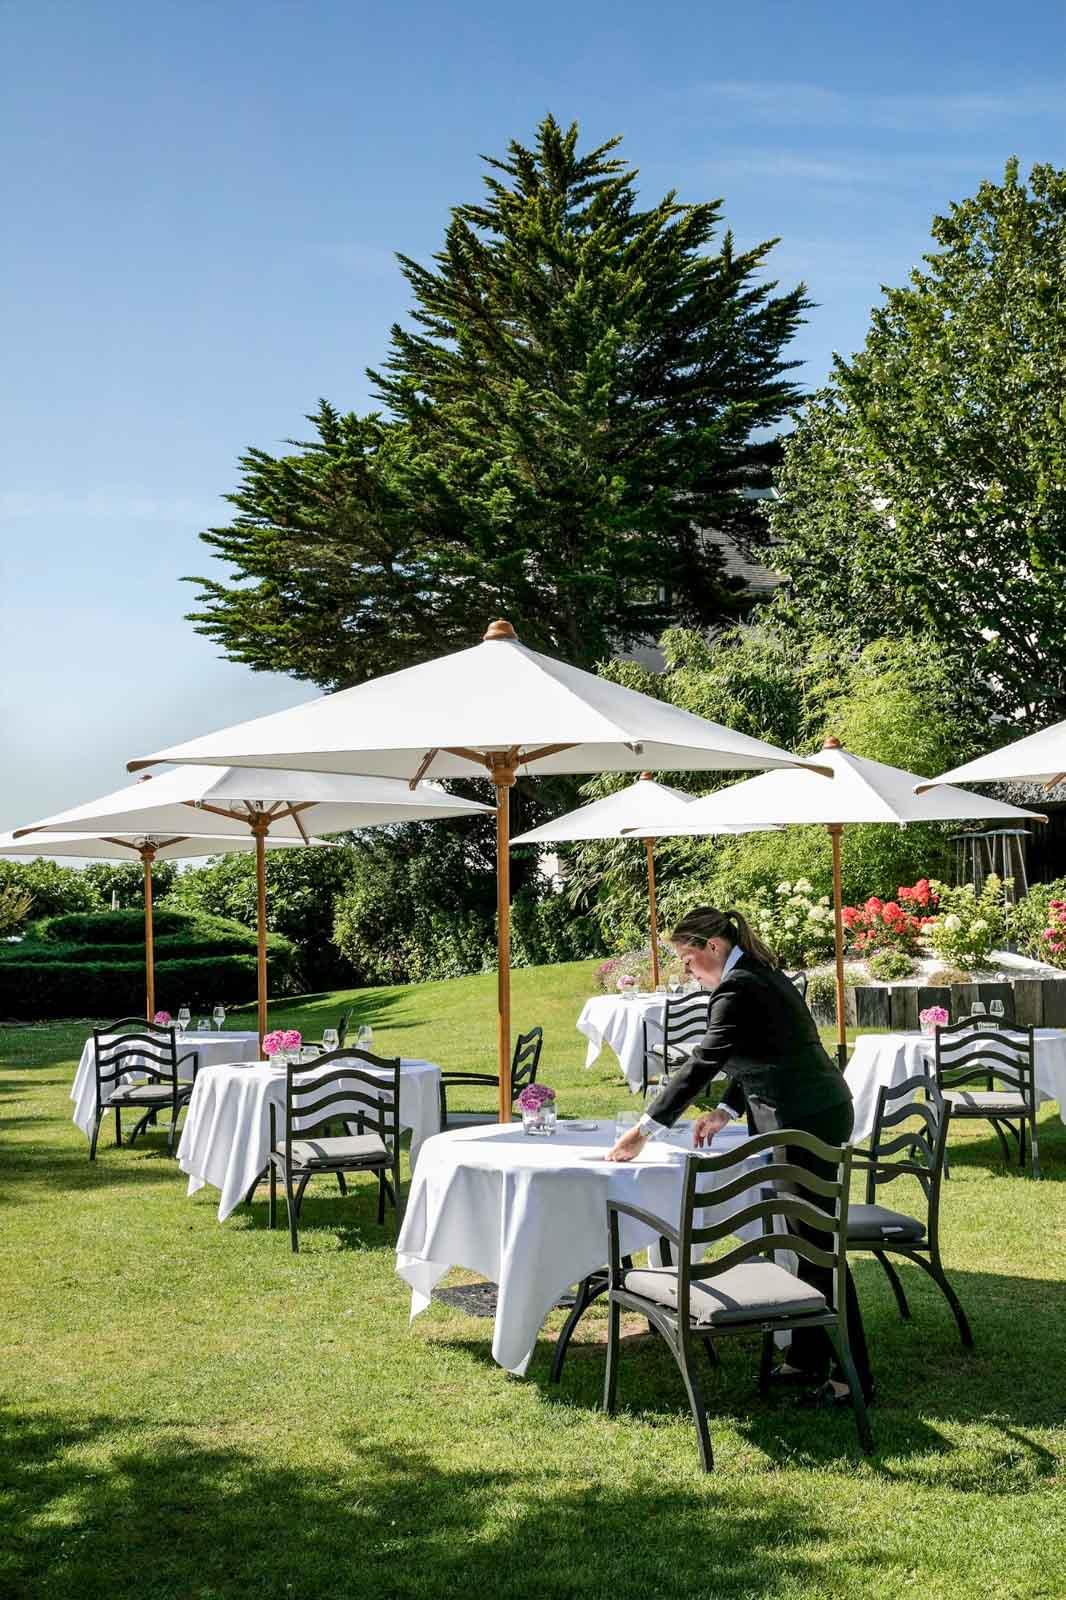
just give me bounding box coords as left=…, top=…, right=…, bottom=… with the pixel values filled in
left=82, top=860, right=177, bottom=909
left=0, top=860, right=101, bottom=918
left=770, top=160, right=1066, bottom=724
left=187, top=116, right=808, bottom=684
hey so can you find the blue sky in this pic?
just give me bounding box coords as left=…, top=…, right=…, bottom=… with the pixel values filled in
left=3, top=0, right=1064, bottom=829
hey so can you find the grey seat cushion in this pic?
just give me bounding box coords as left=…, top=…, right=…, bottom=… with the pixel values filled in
left=944, top=1089, right=1028, bottom=1113
left=623, top=1261, right=826, bottom=1326
left=106, top=1081, right=191, bottom=1104
left=846, top=1202, right=925, bottom=1242
left=277, top=1134, right=387, bottom=1167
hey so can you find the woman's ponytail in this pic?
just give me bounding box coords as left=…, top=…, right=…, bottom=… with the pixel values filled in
left=669, top=904, right=779, bottom=969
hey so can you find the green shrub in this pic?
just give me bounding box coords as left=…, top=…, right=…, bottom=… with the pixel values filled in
left=805, top=966, right=869, bottom=1021
left=925, top=966, right=976, bottom=987
left=1011, top=877, right=1066, bottom=967
left=867, top=950, right=917, bottom=981
left=0, top=907, right=297, bottom=1020
left=924, top=876, right=1009, bottom=969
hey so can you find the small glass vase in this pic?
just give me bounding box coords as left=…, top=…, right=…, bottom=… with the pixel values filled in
left=522, top=1103, right=557, bottom=1137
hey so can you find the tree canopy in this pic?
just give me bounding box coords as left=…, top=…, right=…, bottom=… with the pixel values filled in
left=187, top=116, right=808, bottom=685
left=769, top=160, right=1066, bottom=725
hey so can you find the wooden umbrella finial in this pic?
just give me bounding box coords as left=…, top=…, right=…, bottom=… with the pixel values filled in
left=483, top=619, right=518, bottom=641
left=822, top=734, right=842, bottom=750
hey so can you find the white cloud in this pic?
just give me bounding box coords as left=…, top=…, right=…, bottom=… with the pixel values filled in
left=699, top=80, right=1066, bottom=132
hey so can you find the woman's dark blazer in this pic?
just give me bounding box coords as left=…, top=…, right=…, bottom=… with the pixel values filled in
left=644, top=953, right=851, bottom=1131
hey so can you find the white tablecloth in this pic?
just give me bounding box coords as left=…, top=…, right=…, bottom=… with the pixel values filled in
left=70, top=1030, right=261, bottom=1136
left=576, top=993, right=668, bottom=1091
left=178, top=1057, right=442, bottom=1222
left=396, top=1120, right=774, bottom=1375
left=845, top=1028, right=1066, bottom=1142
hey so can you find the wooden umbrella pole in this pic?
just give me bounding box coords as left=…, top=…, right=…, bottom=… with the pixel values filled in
left=643, top=838, right=661, bottom=988
left=253, top=818, right=269, bottom=1054
left=142, top=845, right=156, bottom=1021
left=827, top=823, right=848, bottom=1071
left=490, top=754, right=517, bottom=1124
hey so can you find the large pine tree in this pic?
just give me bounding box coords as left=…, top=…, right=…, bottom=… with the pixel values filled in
left=188, top=116, right=808, bottom=685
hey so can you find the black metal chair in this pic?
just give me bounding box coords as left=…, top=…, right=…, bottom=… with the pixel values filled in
left=640, top=992, right=711, bottom=1098
left=849, top=1075, right=972, bottom=1347
left=90, top=1019, right=199, bottom=1160
left=267, top=1048, right=402, bottom=1251
left=603, top=1130, right=872, bottom=1470
left=438, top=1026, right=543, bottom=1129
left=933, top=1018, right=1040, bottom=1178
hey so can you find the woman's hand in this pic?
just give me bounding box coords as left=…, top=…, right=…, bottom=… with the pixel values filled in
left=606, top=1126, right=648, bottom=1163
left=693, top=1109, right=731, bottom=1147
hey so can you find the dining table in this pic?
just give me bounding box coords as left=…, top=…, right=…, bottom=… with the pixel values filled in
left=845, top=1026, right=1066, bottom=1142
left=576, top=992, right=670, bottom=1091
left=178, top=1055, right=442, bottom=1222
left=395, top=1118, right=779, bottom=1375
left=70, top=1028, right=261, bottom=1138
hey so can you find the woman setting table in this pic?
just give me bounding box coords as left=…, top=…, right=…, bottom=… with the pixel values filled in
left=607, top=904, right=874, bottom=1410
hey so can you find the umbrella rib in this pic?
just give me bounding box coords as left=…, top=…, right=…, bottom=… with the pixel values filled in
left=409, top=748, right=441, bottom=788
left=281, top=804, right=313, bottom=845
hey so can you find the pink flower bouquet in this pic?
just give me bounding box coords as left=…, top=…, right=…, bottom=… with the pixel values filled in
left=262, top=1029, right=285, bottom=1057
left=517, top=1083, right=555, bottom=1112
left=153, top=1010, right=172, bottom=1026
left=919, top=1005, right=949, bottom=1034
left=517, top=1082, right=557, bottom=1135
left=282, top=1029, right=302, bottom=1052
left=616, top=973, right=638, bottom=997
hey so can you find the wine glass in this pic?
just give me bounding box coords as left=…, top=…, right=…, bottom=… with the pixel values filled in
left=668, top=977, right=681, bottom=996
left=177, top=1005, right=191, bottom=1033
left=322, top=1027, right=339, bottom=1053
left=614, top=1108, right=640, bottom=1144
left=357, top=1023, right=373, bottom=1052
left=212, top=1005, right=225, bottom=1032
left=989, top=999, right=1005, bottom=1029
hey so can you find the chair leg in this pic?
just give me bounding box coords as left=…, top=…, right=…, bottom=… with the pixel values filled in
left=828, top=1330, right=874, bottom=1455
left=377, top=1172, right=386, bottom=1225
left=675, top=1334, right=714, bottom=1473
left=114, top=1108, right=122, bottom=1147
left=89, top=1112, right=102, bottom=1162
left=913, top=1251, right=974, bottom=1348
left=284, top=1168, right=300, bottom=1252
left=335, top=1171, right=348, bottom=1197
left=602, top=1295, right=622, bottom=1415
left=245, top=1169, right=264, bottom=1207
left=990, top=1117, right=1013, bottom=1166
left=758, top=1331, right=774, bottom=1395
left=268, top=1161, right=277, bottom=1229
left=293, top=1174, right=312, bottom=1219
left=167, top=1103, right=180, bottom=1155
left=551, top=1274, right=603, bottom=1384
left=1029, top=1115, right=1041, bottom=1180
left=873, top=1251, right=911, bottom=1320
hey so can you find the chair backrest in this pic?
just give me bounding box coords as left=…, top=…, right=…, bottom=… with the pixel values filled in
left=661, top=992, right=712, bottom=1053
left=678, top=1130, right=852, bottom=1320
left=933, top=1019, right=1035, bottom=1098
left=284, top=1047, right=401, bottom=1150
left=509, top=1026, right=543, bottom=1097
left=336, top=1010, right=352, bottom=1048
left=93, top=1019, right=180, bottom=1092
left=865, top=1074, right=949, bottom=1235
left=786, top=970, right=808, bottom=1000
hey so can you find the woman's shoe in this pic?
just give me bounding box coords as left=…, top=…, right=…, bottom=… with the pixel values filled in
left=796, top=1380, right=875, bottom=1410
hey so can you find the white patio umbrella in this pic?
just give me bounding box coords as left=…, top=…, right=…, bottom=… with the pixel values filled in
left=126, top=620, right=830, bottom=1119
left=512, top=773, right=763, bottom=987
left=0, top=828, right=318, bottom=1020
left=625, top=736, right=1045, bottom=1066
left=14, top=767, right=492, bottom=1045
left=916, top=717, right=1066, bottom=791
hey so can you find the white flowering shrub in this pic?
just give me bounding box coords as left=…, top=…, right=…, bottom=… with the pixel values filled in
left=745, top=880, right=837, bottom=968
left=924, top=876, right=1010, bottom=969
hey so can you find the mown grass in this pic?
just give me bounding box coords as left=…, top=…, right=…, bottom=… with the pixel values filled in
left=1, top=960, right=1064, bottom=1600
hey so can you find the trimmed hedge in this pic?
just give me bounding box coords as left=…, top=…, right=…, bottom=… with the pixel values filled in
left=0, top=907, right=297, bottom=1020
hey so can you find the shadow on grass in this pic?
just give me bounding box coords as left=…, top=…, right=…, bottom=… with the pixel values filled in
left=432, top=1260, right=1066, bottom=1488
left=0, top=1404, right=845, bottom=1600
left=941, top=1118, right=1065, bottom=1181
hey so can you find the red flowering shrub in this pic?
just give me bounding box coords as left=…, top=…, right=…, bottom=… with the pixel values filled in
left=841, top=881, right=938, bottom=955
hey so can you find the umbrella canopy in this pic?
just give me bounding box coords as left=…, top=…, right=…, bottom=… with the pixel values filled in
left=512, top=773, right=763, bottom=987
left=0, top=828, right=323, bottom=1019
left=915, top=718, right=1066, bottom=792
left=125, top=620, right=829, bottom=1120
left=15, top=769, right=492, bottom=1043
left=627, top=738, right=1044, bottom=1064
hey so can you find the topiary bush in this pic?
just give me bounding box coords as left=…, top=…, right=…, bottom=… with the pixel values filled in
left=0, top=908, right=297, bottom=1020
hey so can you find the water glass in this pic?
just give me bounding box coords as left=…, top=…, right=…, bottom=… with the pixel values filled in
left=614, top=1108, right=640, bottom=1144
left=322, top=1027, right=339, bottom=1053
left=197, top=1017, right=210, bottom=1032
left=177, top=1006, right=191, bottom=1033
left=668, top=980, right=681, bottom=996
left=655, top=984, right=667, bottom=996
left=212, top=1005, right=226, bottom=1032
left=989, top=1000, right=1005, bottom=1028
left=969, top=1001, right=987, bottom=1026
left=357, top=1024, right=373, bottom=1051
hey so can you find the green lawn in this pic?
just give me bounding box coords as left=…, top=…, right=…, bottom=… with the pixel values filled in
left=2, top=959, right=1064, bottom=1600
